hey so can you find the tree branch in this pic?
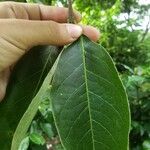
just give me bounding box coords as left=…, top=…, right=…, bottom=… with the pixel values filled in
left=68, top=0, right=75, bottom=23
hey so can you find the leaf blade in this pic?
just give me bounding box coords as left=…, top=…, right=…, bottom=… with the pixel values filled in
left=50, top=35, right=130, bottom=150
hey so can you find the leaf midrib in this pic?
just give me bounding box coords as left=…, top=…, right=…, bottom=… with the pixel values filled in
left=80, top=36, right=95, bottom=150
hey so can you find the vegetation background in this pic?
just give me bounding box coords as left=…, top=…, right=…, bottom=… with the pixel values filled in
left=1, top=0, right=150, bottom=150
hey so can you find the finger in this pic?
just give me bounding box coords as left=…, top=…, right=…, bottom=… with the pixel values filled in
left=24, top=3, right=82, bottom=22
left=0, top=19, right=83, bottom=46
left=82, top=25, right=100, bottom=42
left=0, top=2, right=82, bottom=23
left=0, top=19, right=82, bottom=71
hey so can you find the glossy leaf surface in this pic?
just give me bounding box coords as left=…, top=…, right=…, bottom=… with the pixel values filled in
left=0, top=45, right=60, bottom=150
left=50, top=35, right=130, bottom=150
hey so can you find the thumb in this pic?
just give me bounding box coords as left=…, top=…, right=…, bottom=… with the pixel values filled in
left=0, top=19, right=83, bottom=48
left=0, top=19, right=82, bottom=71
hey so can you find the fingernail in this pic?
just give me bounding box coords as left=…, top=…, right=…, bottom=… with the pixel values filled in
left=66, top=24, right=82, bottom=39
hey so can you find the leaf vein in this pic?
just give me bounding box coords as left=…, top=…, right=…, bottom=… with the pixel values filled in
left=54, top=63, right=83, bottom=96
left=92, top=119, right=118, bottom=148
left=89, top=91, right=122, bottom=122
left=81, top=36, right=95, bottom=150
left=56, top=83, right=86, bottom=119
left=64, top=106, right=88, bottom=142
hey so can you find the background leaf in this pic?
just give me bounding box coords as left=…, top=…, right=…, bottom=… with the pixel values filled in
left=50, top=35, right=130, bottom=150
left=29, top=133, right=46, bottom=145
left=18, top=137, right=30, bottom=150
left=11, top=49, right=62, bottom=150
left=0, top=45, right=60, bottom=150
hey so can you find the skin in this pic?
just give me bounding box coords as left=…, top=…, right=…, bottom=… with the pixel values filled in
left=0, top=2, right=100, bottom=101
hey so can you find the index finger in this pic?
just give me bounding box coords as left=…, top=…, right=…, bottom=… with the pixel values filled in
left=0, top=2, right=82, bottom=23
left=24, top=3, right=82, bottom=22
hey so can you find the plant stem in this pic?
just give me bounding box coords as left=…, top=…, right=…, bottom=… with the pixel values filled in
left=68, top=0, right=75, bottom=23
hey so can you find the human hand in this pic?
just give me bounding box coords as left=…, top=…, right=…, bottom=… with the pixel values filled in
left=0, top=2, right=100, bottom=101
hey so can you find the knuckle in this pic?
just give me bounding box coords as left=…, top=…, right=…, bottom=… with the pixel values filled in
left=0, top=2, right=9, bottom=9
left=0, top=2, right=14, bottom=17
left=47, top=21, right=61, bottom=38
left=48, top=22, right=69, bottom=45
left=0, top=1, right=15, bottom=8
left=0, top=2, right=28, bottom=19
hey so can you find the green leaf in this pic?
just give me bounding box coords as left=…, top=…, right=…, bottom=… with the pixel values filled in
left=50, top=35, right=130, bottom=150
left=29, top=133, right=45, bottom=145
left=11, top=48, right=62, bottom=150
left=143, top=140, right=150, bottom=150
left=40, top=123, right=54, bottom=138
left=30, top=121, right=42, bottom=135
left=18, top=136, right=30, bottom=150
left=0, top=45, right=60, bottom=150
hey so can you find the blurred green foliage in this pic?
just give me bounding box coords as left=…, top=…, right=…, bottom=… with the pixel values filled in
left=0, top=0, right=149, bottom=149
